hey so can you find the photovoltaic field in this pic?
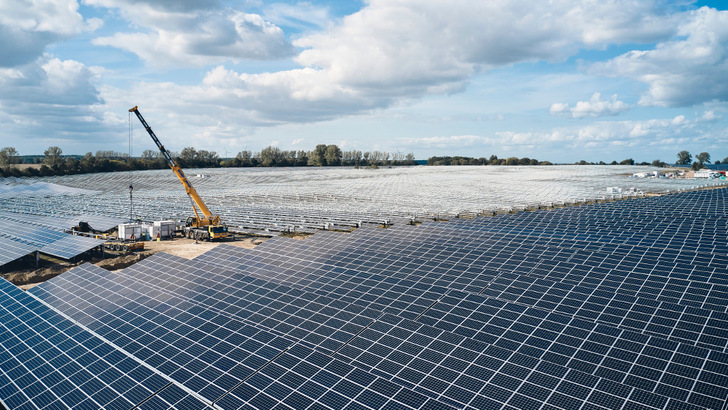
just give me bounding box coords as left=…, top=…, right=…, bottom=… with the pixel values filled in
left=2, top=165, right=725, bottom=233
left=1, top=183, right=727, bottom=409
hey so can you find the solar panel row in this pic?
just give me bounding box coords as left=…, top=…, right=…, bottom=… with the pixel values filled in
left=29, top=251, right=716, bottom=405
left=0, top=213, right=107, bottom=265
left=0, top=237, right=37, bottom=267
left=29, top=261, right=453, bottom=409
left=0, top=277, right=206, bottom=409
left=0, top=211, right=123, bottom=233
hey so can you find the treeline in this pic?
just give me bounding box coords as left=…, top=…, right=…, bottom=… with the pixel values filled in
left=428, top=155, right=552, bottom=166
left=224, top=145, right=416, bottom=167
left=0, top=144, right=418, bottom=178
left=573, top=158, right=640, bottom=165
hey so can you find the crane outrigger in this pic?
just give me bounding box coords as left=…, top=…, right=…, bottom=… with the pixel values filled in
left=129, top=106, right=228, bottom=241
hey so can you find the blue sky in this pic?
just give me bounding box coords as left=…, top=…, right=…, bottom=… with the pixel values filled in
left=1, top=0, right=727, bottom=163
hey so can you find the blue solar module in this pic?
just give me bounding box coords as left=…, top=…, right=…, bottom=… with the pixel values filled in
left=0, top=277, right=207, bottom=409
left=30, top=263, right=297, bottom=404
left=335, top=313, right=707, bottom=410
left=0, top=237, right=36, bottom=267
left=196, top=243, right=728, bottom=408
left=0, top=211, right=123, bottom=233
left=39, top=235, right=105, bottom=260
left=481, top=271, right=728, bottom=352
left=215, top=343, right=453, bottom=409
left=0, top=217, right=104, bottom=262
left=30, top=261, right=456, bottom=408
left=414, top=290, right=728, bottom=409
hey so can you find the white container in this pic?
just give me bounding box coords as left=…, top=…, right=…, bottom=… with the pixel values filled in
left=153, top=220, right=176, bottom=238
left=118, top=223, right=142, bottom=240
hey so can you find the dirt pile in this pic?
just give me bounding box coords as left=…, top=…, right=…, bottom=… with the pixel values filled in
left=4, top=263, right=81, bottom=288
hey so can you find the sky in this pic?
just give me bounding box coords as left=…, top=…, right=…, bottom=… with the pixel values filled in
left=1, top=0, right=727, bottom=163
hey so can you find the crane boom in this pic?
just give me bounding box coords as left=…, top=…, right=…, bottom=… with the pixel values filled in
left=128, top=106, right=221, bottom=228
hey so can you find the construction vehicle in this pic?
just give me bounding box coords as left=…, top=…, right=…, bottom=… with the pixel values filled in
left=128, top=106, right=229, bottom=241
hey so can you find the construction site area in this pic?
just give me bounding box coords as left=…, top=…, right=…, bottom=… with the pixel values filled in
left=2, top=107, right=728, bottom=409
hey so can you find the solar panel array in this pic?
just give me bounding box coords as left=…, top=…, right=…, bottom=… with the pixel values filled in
left=1, top=187, right=727, bottom=409
left=3, top=166, right=726, bottom=234
left=0, top=211, right=112, bottom=266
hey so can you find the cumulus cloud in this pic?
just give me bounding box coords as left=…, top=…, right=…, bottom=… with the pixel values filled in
left=292, top=0, right=676, bottom=95
left=592, top=7, right=728, bottom=107
left=0, top=56, right=101, bottom=106
left=521, top=116, right=696, bottom=147
left=700, top=110, right=722, bottom=122
left=550, top=93, right=630, bottom=118
left=88, top=0, right=295, bottom=66
left=0, top=0, right=92, bottom=67
left=0, top=56, right=105, bottom=144
left=124, top=0, right=680, bottom=125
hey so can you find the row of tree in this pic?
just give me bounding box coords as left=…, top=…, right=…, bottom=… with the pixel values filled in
left=674, top=151, right=726, bottom=170
left=224, top=145, right=416, bottom=168
left=427, top=155, right=553, bottom=166
left=0, top=145, right=418, bottom=178
left=574, top=159, right=642, bottom=165
left=3, top=145, right=725, bottom=178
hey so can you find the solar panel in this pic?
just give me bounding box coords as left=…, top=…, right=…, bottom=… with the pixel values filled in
left=39, top=235, right=106, bottom=260
left=0, top=214, right=105, bottom=261
left=30, top=261, right=457, bottom=409
left=415, top=290, right=728, bottom=409
left=335, top=313, right=706, bottom=409
left=30, top=263, right=298, bottom=404
left=481, top=271, right=728, bottom=352
left=0, top=210, right=123, bottom=233
left=0, top=277, right=206, bottom=409
left=215, top=343, right=453, bottom=409
left=128, top=247, right=723, bottom=406
left=0, top=237, right=36, bottom=267
left=75, top=213, right=126, bottom=232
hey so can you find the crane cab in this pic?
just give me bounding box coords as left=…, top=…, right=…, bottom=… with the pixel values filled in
left=184, top=216, right=228, bottom=240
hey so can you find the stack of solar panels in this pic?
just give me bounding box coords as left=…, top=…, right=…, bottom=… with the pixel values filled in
left=2, top=188, right=728, bottom=409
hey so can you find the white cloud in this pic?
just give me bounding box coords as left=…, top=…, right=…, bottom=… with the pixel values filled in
left=532, top=117, right=696, bottom=147
left=0, top=56, right=101, bottom=106
left=89, top=1, right=295, bottom=66
left=409, top=115, right=700, bottom=149
left=700, top=110, right=721, bottom=122
left=0, top=0, right=89, bottom=67
left=550, top=93, right=629, bottom=118
left=292, top=0, right=676, bottom=96
left=0, top=56, right=107, bottom=151
left=592, top=7, right=728, bottom=107
left=126, top=1, right=681, bottom=125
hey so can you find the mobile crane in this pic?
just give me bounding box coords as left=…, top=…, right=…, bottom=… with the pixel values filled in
left=128, top=106, right=228, bottom=241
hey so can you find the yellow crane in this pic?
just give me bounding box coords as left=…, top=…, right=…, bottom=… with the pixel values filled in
left=129, top=106, right=228, bottom=241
